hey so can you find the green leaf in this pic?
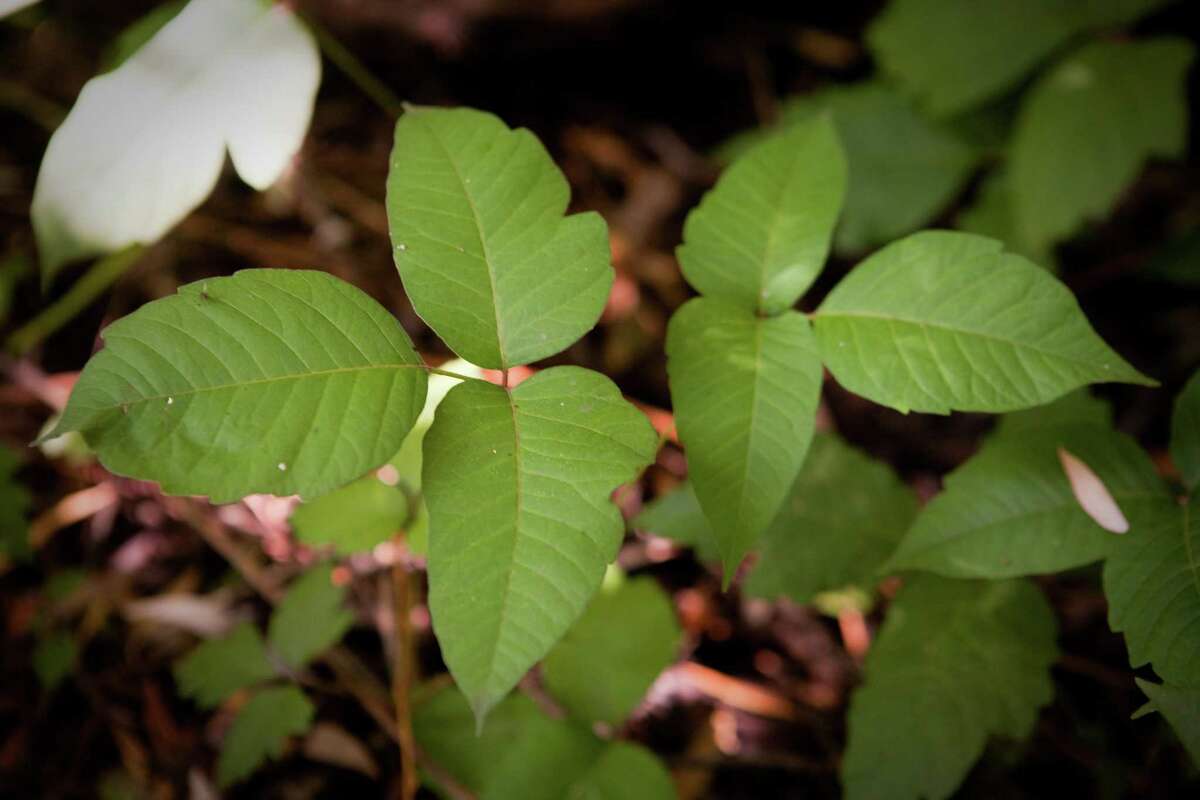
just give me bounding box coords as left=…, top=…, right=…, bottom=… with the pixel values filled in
left=956, top=170, right=1052, bottom=268
left=387, top=107, right=612, bottom=369
left=412, top=686, right=674, bottom=800
left=33, top=631, right=76, bottom=691
left=745, top=433, right=918, bottom=603
left=889, top=421, right=1167, bottom=578
left=565, top=741, right=677, bottom=800
left=1010, top=38, right=1194, bottom=252
left=0, top=445, right=31, bottom=560
left=47, top=270, right=428, bottom=503
left=423, top=367, right=658, bottom=723
left=1171, top=369, right=1200, bottom=491
left=813, top=231, right=1155, bottom=414
left=992, top=388, right=1113, bottom=436
left=667, top=298, right=823, bottom=576
left=1145, top=228, right=1200, bottom=286
left=414, top=687, right=593, bottom=797
left=542, top=576, right=681, bottom=727
left=867, top=0, right=1171, bottom=117
left=32, top=0, right=320, bottom=279
left=290, top=472, right=409, bottom=554
left=216, top=685, right=314, bottom=787
left=678, top=116, right=845, bottom=314
left=174, top=622, right=275, bottom=708
left=1103, top=498, right=1200, bottom=686
left=1135, top=679, right=1200, bottom=766
left=632, top=482, right=718, bottom=562
left=267, top=564, right=353, bottom=670
left=842, top=575, right=1058, bottom=800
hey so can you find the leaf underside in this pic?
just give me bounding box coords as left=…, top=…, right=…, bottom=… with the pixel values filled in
left=49, top=270, right=428, bottom=503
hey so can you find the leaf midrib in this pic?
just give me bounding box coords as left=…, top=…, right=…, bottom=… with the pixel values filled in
left=89, top=362, right=425, bottom=411
left=413, top=113, right=508, bottom=369
left=814, top=308, right=1110, bottom=371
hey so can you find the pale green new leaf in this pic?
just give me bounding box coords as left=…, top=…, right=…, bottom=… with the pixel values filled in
left=412, top=686, right=674, bottom=800
left=1135, top=679, right=1200, bottom=766
left=667, top=298, right=822, bottom=576
left=216, top=686, right=314, bottom=787
left=1010, top=38, right=1194, bottom=252
left=267, top=564, right=353, bottom=670
left=1103, top=498, right=1200, bottom=686
left=813, top=231, right=1154, bottom=414
left=678, top=116, right=845, bottom=313
left=843, top=575, right=1057, bottom=800
left=46, top=270, right=428, bottom=503
left=867, top=0, right=1170, bottom=117
left=1171, top=369, right=1200, bottom=491
left=543, top=576, right=681, bottom=727
left=889, top=421, right=1167, bottom=578
left=632, top=482, right=718, bottom=562
left=33, top=0, right=320, bottom=279
left=387, top=107, right=612, bottom=369
left=745, top=433, right=918, bottom=603
left=423, top=367, right=658, bottom=722
left=0, top=445, right=31, bottom=560
left=174, top=622, right=275, bottom=708
left=717, top=84, right=975, bottom=255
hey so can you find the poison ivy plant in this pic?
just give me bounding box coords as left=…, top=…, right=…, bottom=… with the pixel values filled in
left=842, top=575, right=1058, bottom=800
left=542, top=574, right=681, bottom=728
left=0, top=445, right=31, bottom=559
left=1009, top=38, right=1193, bottom=255
left=386, top=106, right=658, bottom=725
left=217, top=685, right=315, bottom=787
left=744, top=432, right=918, bottom=604
left=173, top=565, right=349, bottom=784
left=32, top=0, right=320, bottom=278
left=412, top=685, right=674, bottom=800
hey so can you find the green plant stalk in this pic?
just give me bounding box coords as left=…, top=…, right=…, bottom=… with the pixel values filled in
left=300, top=13, right=404, bottom=118
left=7, top=246, right=144, bottom=355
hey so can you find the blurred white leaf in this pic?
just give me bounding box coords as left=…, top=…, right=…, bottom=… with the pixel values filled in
left=0, top=0, right=39, bottom=20
left=1058, top=447, right=1130, bottom=533
left=32, top=0, right=320, bottom=278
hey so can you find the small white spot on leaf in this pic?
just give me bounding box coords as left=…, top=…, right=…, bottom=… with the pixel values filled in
left=166, top=397, right=174, bottom=405
left=278, top=462, right=288, bottom=472
left=1058, top=447, right=1128, bottom=533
